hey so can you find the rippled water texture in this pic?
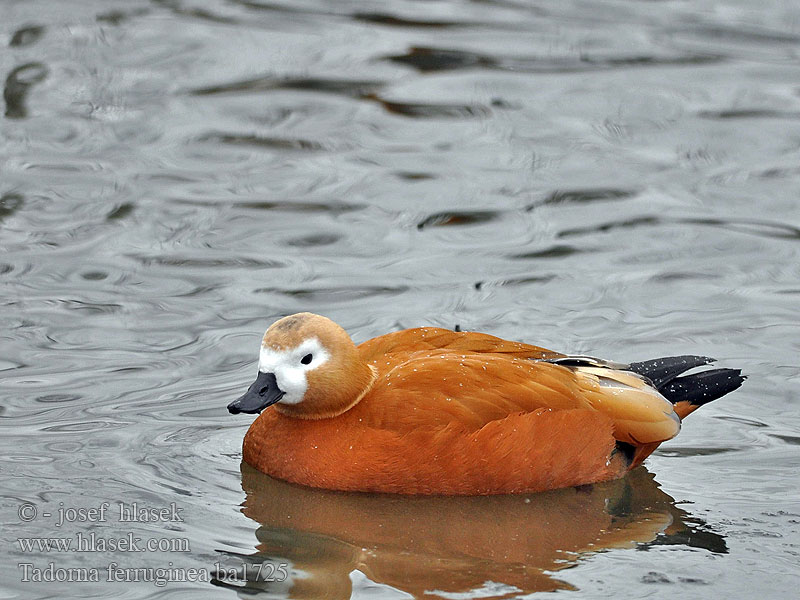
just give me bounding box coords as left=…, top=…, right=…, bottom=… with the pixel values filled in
left=2, top=0, right=800, bottom=598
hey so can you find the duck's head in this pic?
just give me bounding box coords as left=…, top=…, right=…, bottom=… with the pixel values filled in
left=227, top=313, right=376, bottom=419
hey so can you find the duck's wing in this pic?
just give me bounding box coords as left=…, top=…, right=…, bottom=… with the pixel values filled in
left=358, top=327, right=562, bottom=361
left=359, top=351, right=680, bottom=447
left=559, top=361, right=681, bottom=445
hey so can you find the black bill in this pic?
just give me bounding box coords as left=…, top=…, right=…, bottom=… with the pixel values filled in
left=228, top=371, right=285, bottom=414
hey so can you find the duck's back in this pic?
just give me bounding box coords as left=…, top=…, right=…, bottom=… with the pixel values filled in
left=357, top=326, right=560, bottom=362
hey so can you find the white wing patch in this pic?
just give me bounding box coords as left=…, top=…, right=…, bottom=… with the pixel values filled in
left=258, top=337, right=330, bottom=405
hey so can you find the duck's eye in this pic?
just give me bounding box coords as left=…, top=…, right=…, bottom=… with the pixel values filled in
left=300, top=354, right=313, bottom=365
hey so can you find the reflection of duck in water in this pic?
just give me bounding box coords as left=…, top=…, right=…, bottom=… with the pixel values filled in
left=228, top=313, right=744, bottom=494
left=213, top=465, right=727, bottom=597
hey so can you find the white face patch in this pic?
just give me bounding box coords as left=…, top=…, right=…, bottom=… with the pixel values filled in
left=258, top=337, right=330, bottom=405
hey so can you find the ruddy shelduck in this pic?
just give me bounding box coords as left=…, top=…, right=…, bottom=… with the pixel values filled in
left=228, top=313, right=744, bottom=495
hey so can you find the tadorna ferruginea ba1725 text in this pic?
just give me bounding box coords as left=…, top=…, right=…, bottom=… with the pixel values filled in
left=228, top=313, right=744, bottom=495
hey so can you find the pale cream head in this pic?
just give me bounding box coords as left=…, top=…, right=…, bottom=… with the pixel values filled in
left=257, top=313, right=376, bottom=419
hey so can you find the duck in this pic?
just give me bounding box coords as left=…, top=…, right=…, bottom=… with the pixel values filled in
left=228, top=312, right=744, bottom=495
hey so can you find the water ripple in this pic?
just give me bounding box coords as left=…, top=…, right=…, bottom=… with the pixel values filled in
left=196, top=132, right=330, bottom=152
left=385, top=46, right=722, bottom=73
left=417, top=210, right=502, bottom=229
left=3, top=62, right=48, bottom=119
left=372, top=97, right=491, bottom=119
left=9, top=25, right=45, bottom=48
left=559, top=215, right=800, bottom=241
left=0, top=192, right=24, bottom=223
left=189, top=77, right=384, bottom=98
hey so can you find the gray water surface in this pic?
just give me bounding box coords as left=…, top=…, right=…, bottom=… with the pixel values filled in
left=2, top=1, right=799, bottom=598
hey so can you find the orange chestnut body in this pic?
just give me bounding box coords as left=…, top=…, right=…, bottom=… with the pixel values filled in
left=229, top=313, right=744, bottom=495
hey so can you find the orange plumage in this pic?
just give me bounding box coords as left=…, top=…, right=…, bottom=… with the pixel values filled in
left=228, top=313, right=744, bottom=495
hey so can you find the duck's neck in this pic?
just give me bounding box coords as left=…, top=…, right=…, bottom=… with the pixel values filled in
left=274, top=362, right=378, bottom=420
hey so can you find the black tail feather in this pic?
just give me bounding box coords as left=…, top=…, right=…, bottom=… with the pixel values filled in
left=658, top=368, right=745, bottom=407
left=628, top=355, right=716, bottom=388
